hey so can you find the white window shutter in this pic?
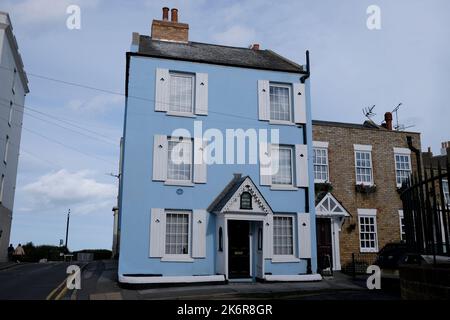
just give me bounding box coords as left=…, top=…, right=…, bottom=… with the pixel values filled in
left=264, top=214, right=273, bottom=259
left=259, top=142, right=272, bottom=186
left=149, top=208, right=165, bottom=258
left=258, top=80, right=270, bottom=121
left=298, top=213, right=311, bottom=259
left=152, top=135, right=168, bottom=181
left=155, top=68, right=170, bottom=112
left=295, top=144, right=309, bottom=188
left=193, top=138, right=207, bottom=184
left=195, top=73, right=208, bottom=115
left=293, top=83, right=306, bottom=124
left=192, top=209, right=207, bottom=258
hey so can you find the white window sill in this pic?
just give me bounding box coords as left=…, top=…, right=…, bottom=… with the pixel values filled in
left=164, top=180, right=195, bottom=187
left=166, top=111, right=196, bottom=118
left=270, top=185, right=298, bottom=191
left=161, top=256, right=194, bottom=263
left=314, top=179, right=329, bottom=184
left=271, top=256, right=300, bottom=263
left=268, top=120, right=295, bottom=126
left=360, top=249, right=378, bottom=254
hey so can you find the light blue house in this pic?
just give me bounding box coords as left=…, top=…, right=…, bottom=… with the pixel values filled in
left=118, top=8, right=319, bottom=284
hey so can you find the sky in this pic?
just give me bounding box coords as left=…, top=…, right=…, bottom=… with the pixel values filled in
left=2, top=0, right=449, bottom=250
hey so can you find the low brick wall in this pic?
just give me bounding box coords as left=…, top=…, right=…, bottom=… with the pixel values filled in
left=400, top=264, right=450, bottom=299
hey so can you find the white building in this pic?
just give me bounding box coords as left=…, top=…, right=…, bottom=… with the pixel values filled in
left=0, top=12, right=29, bottom=262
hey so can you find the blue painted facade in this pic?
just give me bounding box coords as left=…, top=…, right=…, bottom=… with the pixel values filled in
left=118, top=42, right=317, bottom=282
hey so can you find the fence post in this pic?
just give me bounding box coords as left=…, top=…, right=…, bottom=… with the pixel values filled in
left=352, top=253, right=356, bottom=279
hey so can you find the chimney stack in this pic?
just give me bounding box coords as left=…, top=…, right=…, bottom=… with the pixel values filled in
left=171, top=8, right=178, bottom=23
left=151, top=7, right=189, bottom=43
left=162, top=7, right=169, bottom=20
left=384, top=112, right=393, bottom=130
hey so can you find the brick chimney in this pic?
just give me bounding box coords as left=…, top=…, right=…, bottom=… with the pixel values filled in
left=384, top=112, right=393, bottom=130
left=250, top=43, right=260, bottom=51
left=151, top=7, right=189, bottom=43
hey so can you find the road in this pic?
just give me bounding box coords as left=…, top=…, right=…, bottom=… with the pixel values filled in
left=0, top=262, right=74, bottom=300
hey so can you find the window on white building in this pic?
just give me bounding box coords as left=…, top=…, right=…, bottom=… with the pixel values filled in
left=269, top=84, right=292, bottom=122
left=0, top=174, right=4, bottom=203
left=355, top=149, right=373, bottom=185
left=273, top=216, right=294, bottom=255
left=313, top=147, right=329, bottom=183
left=165, top=211, right=190, bottom=256
left=4, top=136, right=9, bottom=164
left=395, top=154, right=412, bottom=187
left=169, top=72, right=194, bottom=115
left=8, top=101, right=13, bottom=126
left=358, top=209, right=378, bottom=252
left=167, top=137, right=192, bottom=183
left=271, top=146, right=294, bottom=186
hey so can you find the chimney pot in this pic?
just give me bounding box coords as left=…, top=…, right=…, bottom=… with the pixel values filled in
left=171, top=8, right=178, bottom=23
left=162, top=7, right=169, bottom=20
left=384, top=112, right=393, bottom=130
left=251, top=43, right=260, bottom=51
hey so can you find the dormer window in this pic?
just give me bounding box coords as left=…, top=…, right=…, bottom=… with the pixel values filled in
left=240, top=192, right=252, bottom=210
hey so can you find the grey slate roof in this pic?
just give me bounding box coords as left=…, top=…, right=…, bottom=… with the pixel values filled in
left=138, top=36, right=304, bottom=73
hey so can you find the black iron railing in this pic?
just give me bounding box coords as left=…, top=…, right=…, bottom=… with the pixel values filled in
left=400, top=153, right=450, bottom=261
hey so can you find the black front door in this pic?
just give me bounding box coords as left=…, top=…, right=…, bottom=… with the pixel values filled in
left=316, top=218, right=333, bottom=272
left=228, top=220, right=250, bottom=279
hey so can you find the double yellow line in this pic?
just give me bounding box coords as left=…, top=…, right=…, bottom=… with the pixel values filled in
left=46, top=263, right=86, bottom=300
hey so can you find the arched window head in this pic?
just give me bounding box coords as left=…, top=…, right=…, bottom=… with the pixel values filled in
left=240, top=192, right=252, bottom=210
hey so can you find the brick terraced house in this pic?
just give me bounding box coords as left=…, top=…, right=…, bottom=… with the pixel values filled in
left=312, top=114, right=421, bottom=272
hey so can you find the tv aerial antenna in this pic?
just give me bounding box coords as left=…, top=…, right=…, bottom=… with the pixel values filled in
left=363, top=105, right=376, bottom=120
left=391, top=103, right=415, bottom=131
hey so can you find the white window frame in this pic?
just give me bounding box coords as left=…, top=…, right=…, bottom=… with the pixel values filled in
left=168, top=72, right=195, bottom=117
left=358, top=209, right=378, bottom=253
left=313, top=141, right=329, bottom=183
left=443, top=179, right=449, bottom=205
left=269, top=83, right=293, bottom=125
left=271, top=145, right=295, bottom=189
left=394, top=148, right=412, bottom=188
left=399, top=210, right=405, bottom=242
left=162, top=210, right=193, bottom=262
left=354, top=145, right=373, bottom=186
left=272, top=215, right=297, bottom=260
left=166, top=137, right=193, bottom=186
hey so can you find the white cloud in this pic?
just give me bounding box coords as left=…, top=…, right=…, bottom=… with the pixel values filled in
left=22, top=169, right=116, bottom=214
left=212, top=25, right=257, bottom=47
left=67, top=94, right=124, bottom=114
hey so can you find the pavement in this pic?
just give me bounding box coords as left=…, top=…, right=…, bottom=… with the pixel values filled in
left=0, top=260, right=400, bottom=300
left=71, top=261, right=400, bottom=300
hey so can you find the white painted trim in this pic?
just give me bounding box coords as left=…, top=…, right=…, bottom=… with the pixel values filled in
left=271, top=256, right=300, bottom=263
left=161, top=256, right=194, bottom=262
left=354, top=149, right=374, bottom=186
left=353, top=144, right=373, bottom=151
left=313, top=141, right=329, bottom=148
left=264, top=274, right=322, bottom=282
left=119, top=274, right=225, bottom=284
left=393, top=147, right=411, bottom=155
left=272, top=214, right=297, bottom=258
left=357, top=208, right=377, bottom=216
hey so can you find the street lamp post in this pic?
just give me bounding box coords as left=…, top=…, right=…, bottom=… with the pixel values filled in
left=65, top=209, right=70, bottom=251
